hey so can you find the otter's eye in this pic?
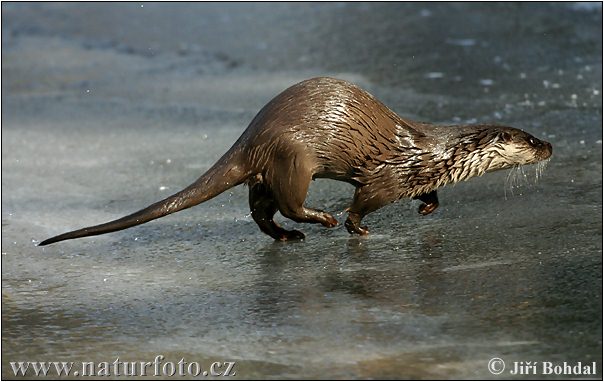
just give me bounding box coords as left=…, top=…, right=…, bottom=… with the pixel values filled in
left=528, top=137, right=538, bottom=146
left=501, top=132, right=512, bottom=142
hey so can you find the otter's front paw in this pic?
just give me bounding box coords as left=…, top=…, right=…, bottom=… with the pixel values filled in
left=345, top=217, right=369, bottom=235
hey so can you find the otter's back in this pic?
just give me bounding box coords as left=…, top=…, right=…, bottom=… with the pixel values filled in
left=241, top=77, right=410, bottom=179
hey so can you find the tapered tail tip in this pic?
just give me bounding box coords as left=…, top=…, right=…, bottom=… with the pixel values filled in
left=38, top=237, right=60, bottom=246
left=38, top=239, right=52, bottom=246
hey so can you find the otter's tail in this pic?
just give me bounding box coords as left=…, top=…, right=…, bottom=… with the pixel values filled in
left=39, top=149, right=249, bottom=246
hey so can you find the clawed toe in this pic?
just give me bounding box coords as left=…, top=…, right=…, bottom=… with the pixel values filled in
left=322, top=214, right=338, bottom=228
left=348, top=225, right=369, bottom=236
left=355, top=225, right=370, bottom=236
left=418, top=202, right=438, bottom=215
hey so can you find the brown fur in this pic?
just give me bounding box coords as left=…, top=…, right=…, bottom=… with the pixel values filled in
left=40, top=77, right=552, bottom=245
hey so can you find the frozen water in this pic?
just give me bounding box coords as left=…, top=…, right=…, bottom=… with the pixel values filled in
left=2, top=3, right=602, bottom=379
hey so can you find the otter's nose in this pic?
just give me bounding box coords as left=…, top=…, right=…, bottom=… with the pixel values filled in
left=542, top=141, right=553, bottom=159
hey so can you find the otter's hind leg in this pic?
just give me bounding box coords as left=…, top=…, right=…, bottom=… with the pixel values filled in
left=249, top=179, right=305, bottom=241
left=414, top=190, right=439, bottom=215
left=270, top=158, right=338, bottom=228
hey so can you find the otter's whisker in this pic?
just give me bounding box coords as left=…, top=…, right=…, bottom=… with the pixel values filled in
left=504, top=164, right=521, bottom=199
left=519, top=165, right=530, bottom=186
left=535, top=158, right=550, bottom=183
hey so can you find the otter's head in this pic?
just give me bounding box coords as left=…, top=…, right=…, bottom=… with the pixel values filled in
left=438, top=125, right=552, bottom=187
left=486, top=126, right=552, bottom=171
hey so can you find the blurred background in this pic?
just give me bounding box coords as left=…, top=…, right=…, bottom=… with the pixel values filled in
left=2, top=2, right=602, bottom=379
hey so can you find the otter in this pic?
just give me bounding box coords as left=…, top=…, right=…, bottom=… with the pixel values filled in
left=39, top=77, right=552, bottom=245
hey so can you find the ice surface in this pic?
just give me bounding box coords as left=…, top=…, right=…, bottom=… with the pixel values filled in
left=2, top=3, right=602, bottom=379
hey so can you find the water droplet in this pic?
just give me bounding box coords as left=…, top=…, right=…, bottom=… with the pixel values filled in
left=425, top=72, right=444, bottom=79
left=480, top=79, right=494, bottom=86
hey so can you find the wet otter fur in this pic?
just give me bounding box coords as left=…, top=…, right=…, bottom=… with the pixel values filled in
left=39, top=77, right=552, bottom=245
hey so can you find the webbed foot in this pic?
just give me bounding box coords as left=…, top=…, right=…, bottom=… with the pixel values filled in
left=322, top=214, right=339, bottom=228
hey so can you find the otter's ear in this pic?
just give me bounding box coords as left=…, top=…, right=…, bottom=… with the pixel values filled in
left=500, top=132, right=512, bottom=142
